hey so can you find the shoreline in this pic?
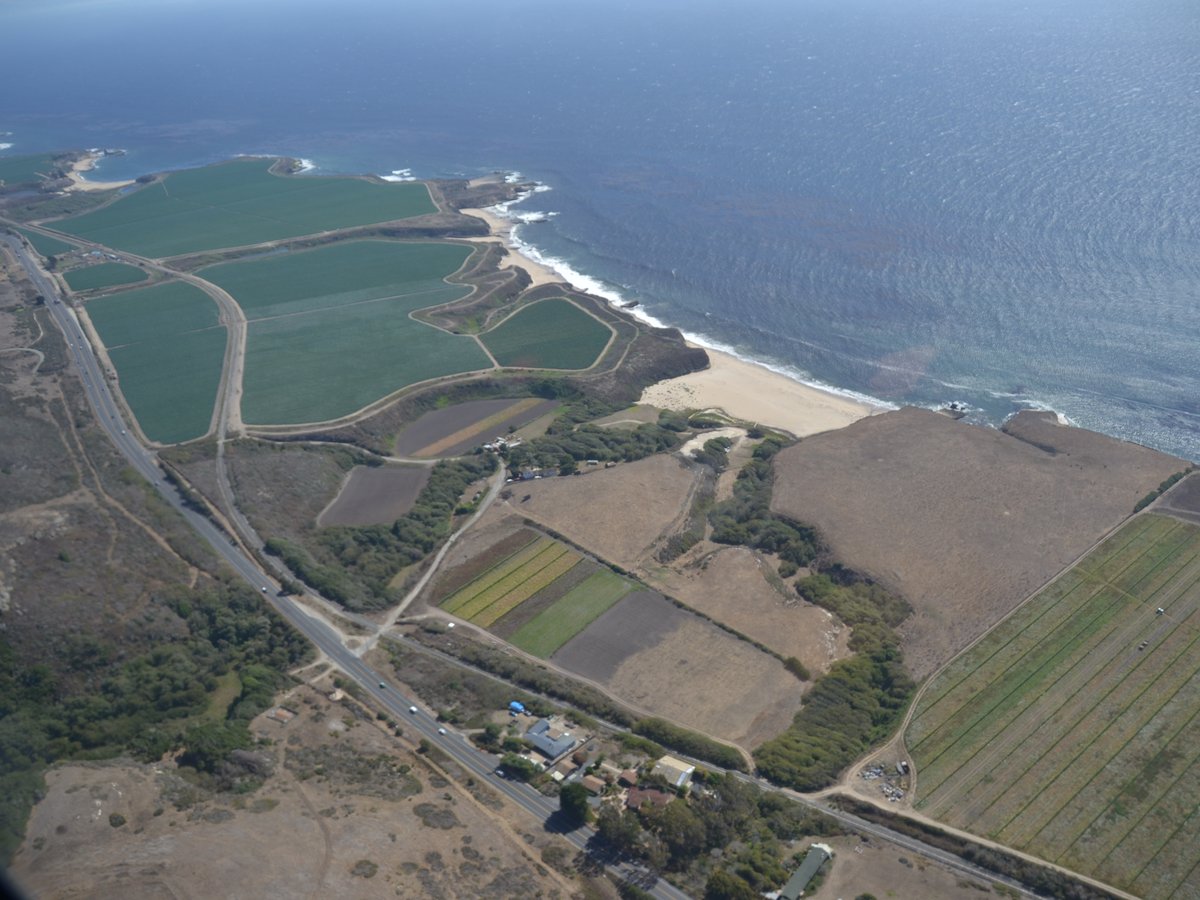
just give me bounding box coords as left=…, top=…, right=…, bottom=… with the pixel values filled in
left=65, top=151, right=134, bottom=192
left=474, top=190, right=885, bottom=436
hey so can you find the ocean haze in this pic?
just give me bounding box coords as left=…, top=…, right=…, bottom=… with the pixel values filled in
left=2, top=0, right=1198, bottom=458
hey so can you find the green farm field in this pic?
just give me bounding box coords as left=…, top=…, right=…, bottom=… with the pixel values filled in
left=0, top=153, right=59, bottom=187
left=17, top=227, right=77, bottom=257
left=47, top=159, right=436, bottom=258
left=442, top=537, right=583, bottom=626
left=87, top=281, right=226, bottom=443
left=481, top=298, right=612, bottom=370
left=200, top=241, right=489, bottom=424
left=510, top=570, right=636, bottom=658
left=64, top=262, right=148, bottom=292
left=906, top=513, right=1200, bottom=899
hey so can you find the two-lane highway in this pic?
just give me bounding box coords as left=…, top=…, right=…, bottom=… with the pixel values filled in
left=2, top=232, right=689, bottom=900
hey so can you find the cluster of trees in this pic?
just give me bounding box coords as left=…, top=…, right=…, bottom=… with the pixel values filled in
left=269, top=456, right=496, bottom=610
left=593, top=772, right=840, bottom=892
left=757, top=565, right=914, bottom=790
left=632, top=718, right=747, bottom=772
left=695, top=435, right=918, bottom=791
left=707, top=438, right=821, bottom=572
left=754, top=644, right=913, bottom=791
left=505, top=422, right=681, bottom=472
left=1133, top=467, right=1192, bottom=512
left=0, top=581, right=311, bottom=863
left=691, top=436, right=733, bottom=472
left=795, top=568, right=911, bottom=652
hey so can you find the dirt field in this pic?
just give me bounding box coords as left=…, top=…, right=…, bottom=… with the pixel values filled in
left=652, top=545, right=850, bottom=672
left=771, top=407, right=1187, bottom=678
left=1156, top=471, right=1200, bottom=526
left=394, top=397, right=558, bottom=457
left=10, top=686, right=574, bottom=899
left=318, top=465, right=431, bottom=526
left=512, top=454, right=702, bottom=568
left=224, top=440, right=358, bottom=540
left=804, top=834, right=992, bottom=899
left=554, top=592, right=802, bottom=748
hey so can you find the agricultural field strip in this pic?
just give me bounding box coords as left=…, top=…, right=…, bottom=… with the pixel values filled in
left=473, top=553, right=583, bottom=628
left=453, top=545, right=575, bottom=621
left=1146, top=805, right=1200, bottom=898
left=510, top=572, right=636, bottom=658
left=982, top=598, right=1200, bottom=844
left=916, top=529, right=1200, bottom=791
left=974, top=607, right=1200, bottom=858
left=911, top=515, right=1165, bottom=729
left=1050, top=623, right=1200, bottom=854
left=442, top=537, right=555, bottom=613
left=917, top=530, right=1200, bottom=801
left=908, top=519, right=1200, bottom=895
left=1111, top=695, right=1200, bottom=892
left=414, top=398, right=545, bottom=458
left=1071, top=691, right=1200, bottom=898
left=911, top=518, right=1188, bottom=769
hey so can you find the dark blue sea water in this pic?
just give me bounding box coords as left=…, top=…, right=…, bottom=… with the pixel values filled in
left=3, top=0, right=1198, bottom=458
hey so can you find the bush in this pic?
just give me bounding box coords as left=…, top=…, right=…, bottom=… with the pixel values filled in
left=708, top=439, right=821, bottom=567
left=633, top=719, right=747, bottom=772
left=755, top=645, right=914, bottom=791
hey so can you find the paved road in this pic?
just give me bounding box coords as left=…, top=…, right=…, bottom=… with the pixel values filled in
left=3, top=233, right=687, bottom=899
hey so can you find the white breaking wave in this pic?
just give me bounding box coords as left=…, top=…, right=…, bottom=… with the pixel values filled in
left=0, top=143, right=12, bottom=152
left=487, top=170, right=894, bottom=412
left=294, top=158, right=316, bottom=173
left=380, top=167, right=416, bottom=182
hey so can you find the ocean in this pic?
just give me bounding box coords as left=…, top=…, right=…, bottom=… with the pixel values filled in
left=2, top=0, right=1198, bottom=459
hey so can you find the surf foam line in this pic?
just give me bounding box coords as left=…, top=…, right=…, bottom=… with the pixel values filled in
left=489, top=177, right=896, bottom=413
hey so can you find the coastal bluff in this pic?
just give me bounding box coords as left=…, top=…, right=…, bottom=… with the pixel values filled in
left=771, top=406, right=1188, bottom=678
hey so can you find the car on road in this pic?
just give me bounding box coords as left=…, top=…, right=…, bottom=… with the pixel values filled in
left=437, top=727, right=446, bottom=735
left=378, top=682, right=386, bottom=689
left=409, top=705, right=418, bottom=714
left=261, top=586, right=268, bottom=593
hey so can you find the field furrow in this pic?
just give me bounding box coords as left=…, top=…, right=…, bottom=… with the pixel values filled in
left=452, top=545, right=568, bottom=620
left=472, top=553, right=581, bottom=628
left=906, top=514, right=1200, bottom=895
left=442, top=538, right=555, bottom=614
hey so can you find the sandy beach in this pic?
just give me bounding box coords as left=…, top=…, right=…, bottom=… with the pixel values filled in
left=66, top=153, right=133, bottom=192
left=460, top=205, right=564, bottom=287
left=467, top=197, right=879, bottom=437
left=640, top=348, right=882, bottom=437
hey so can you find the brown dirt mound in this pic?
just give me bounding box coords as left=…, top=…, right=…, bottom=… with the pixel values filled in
left=317, top=465, right=431, bottom=527
left=771, top=407, right=1187, bottom=678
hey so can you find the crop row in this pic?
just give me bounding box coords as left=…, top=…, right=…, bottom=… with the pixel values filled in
left=442, top=538, right=555, bottom=614
left=473, top=552, right=583, bottom=628
left=452, top=545, right=570, bottom=620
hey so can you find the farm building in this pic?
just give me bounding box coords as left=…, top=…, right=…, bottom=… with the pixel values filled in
left=525, top=718, right=576, bottom=761
left=651, top=755, right=696, bottom=790
left=780, top=843, right=833, bottom=899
